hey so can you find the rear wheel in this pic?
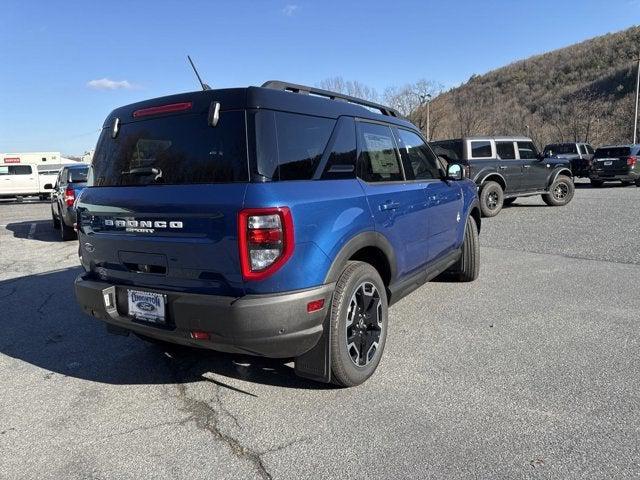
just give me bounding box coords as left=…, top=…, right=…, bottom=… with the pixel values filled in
left=479, top=181, right=504, bottom=217
left=330, top=261, right=388, bottom=387
left=503, top=197, right=517, bottom=206
left=543, top=175, right=574, bottom=206
left=591, top=179, right=604, bottom=188
left=59, top=209, right=76, bottom=241
left=449, top=215, right=480, bottom=282
left=52, top=209, right=60, bottom=230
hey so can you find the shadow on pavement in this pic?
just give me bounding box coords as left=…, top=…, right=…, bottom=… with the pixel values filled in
left=6, top=220, right=67, bottom=243
left=0, top=267, right=330, bottom=393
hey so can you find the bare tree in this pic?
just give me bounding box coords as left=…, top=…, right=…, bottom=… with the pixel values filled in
left=383, top=79, right=443, bottom=117
left=317, top=77, right=379, bottom=102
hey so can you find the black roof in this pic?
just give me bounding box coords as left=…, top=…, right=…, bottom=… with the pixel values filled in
left=103, top=83, right=417, bottom=131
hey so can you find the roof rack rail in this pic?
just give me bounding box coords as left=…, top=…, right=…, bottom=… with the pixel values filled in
left=261, top=80, right=401, bottom=118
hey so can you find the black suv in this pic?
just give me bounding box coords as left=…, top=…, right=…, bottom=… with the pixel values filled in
left=430, top=136, right=574, bottom=217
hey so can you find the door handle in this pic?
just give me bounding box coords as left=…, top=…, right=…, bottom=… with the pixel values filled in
left=498, top=166, right=508, bottom=170
left=523, top=165, right=531, bottom=169
left=379, top=200, right=400, bottom=211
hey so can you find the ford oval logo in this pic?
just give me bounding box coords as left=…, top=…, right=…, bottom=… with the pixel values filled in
left=136, top=301, right=156, bottom=312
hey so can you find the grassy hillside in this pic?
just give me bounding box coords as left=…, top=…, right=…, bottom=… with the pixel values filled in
left=421, top=26, right=640, bottom=148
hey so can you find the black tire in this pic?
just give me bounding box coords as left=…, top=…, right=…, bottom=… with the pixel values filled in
left=59, top=210, right=76, bottom=241
left=503, top=197, right=517, bottom=206
left=590, top=179, right=604, bottom=188
left=479, top=181, right=504, bottom=217
left=542, top=175, right=574, bottom=206
left=52, top=209, right=60, bottom=230
left=330, top=261, right=388, bottom=387
left=449, top=216, right=480, bottom=282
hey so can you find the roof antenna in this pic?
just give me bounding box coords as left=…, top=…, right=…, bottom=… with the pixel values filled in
left=187, top=55, right=211, bottom=91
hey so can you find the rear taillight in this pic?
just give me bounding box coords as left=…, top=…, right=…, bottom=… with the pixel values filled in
left=63, top=187, right=75, bottom=207
left=238, top=207, right=294, bottom=281
left=627, top=156, right=637, bottom=167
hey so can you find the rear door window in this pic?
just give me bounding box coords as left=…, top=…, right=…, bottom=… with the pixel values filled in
left=517, top=141, right=538, bottom=159
left=395, top=129, right=441, bottom=180
left=496, top=141, right=516, bottom=160
left=91, top=111, right=248, bottom=186
left=470, top=141, right=492, bottom=158
left=357, top=122, right=403, bottom=182
left=254, top=111, right=336, bottom=181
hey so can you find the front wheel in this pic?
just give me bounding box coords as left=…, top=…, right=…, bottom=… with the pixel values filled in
left=542, top=175, right=574, bottom=206
left=479, top=181, right=504, bottom=217
left=330, top=261, right=388, bottom=387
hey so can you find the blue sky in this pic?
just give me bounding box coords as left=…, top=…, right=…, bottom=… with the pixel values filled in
left=1, top=0, right=638, bottom=155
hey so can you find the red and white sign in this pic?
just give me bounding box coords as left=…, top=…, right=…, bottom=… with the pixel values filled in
left=3, top=157, right=20, bottom=164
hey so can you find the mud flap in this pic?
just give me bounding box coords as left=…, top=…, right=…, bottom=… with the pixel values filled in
left=294, top=312, right=331, bottom=383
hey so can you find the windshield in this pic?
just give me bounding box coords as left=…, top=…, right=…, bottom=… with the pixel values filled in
left=90, top=111, right=248, bottom=186
left=544, top=144, right=577, bottom=155
left=594, top=147, right=631, bottom=158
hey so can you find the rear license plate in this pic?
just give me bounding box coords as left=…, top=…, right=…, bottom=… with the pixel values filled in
left=128, top=290, right=166, bottom=324
left=603, top=161, right=613, bottom=166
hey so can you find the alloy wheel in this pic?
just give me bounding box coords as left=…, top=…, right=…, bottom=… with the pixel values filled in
left=345, top=282, right=383, bottom=367
left=487, top=191, right=499, bottom=209
left=553, top=182, right=569, bottom=200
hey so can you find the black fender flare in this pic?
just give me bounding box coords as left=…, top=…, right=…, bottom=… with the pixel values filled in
left=548, top=168, right=573, bottom=187
left=323, top=231, right=397, bottom=284
left=475, top=172, right=507, bottom=190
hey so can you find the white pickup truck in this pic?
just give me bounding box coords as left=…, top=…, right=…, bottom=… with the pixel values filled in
left=0, top=163, right=60, bottom=201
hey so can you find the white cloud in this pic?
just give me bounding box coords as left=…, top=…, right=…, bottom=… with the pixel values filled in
left=86, top=78, right=136, bottom=90
left=282, top=4, right=299, bottom=16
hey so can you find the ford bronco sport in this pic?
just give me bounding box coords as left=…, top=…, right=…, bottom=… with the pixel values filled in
left=74, top=81, right=481, bottom=386
left=431, top=136, right=574, bottom=217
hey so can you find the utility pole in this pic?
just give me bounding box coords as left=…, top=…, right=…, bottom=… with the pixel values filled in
left=419, top=93, right=433, bottom=141
left=634, top=57, right=640, bottom=144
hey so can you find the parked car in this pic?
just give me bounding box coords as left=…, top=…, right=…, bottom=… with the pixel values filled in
left=589, top=144, right=640, bottom=187
left=542, top=142, right=594, bottom=177
left=429, top=136, right=574, bottom=217
left=45, top=164, right=89, bottom=240
left=0, top=164, right=42, bottom=201
left=73, top=81, right=481, bottom=387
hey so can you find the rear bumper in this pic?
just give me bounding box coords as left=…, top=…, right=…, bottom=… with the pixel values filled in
left=590, top=171, right=638, bottom=182
left=74, top=273, right=334, bottom=358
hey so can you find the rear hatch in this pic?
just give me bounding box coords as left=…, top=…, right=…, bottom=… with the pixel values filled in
left=593, top=146, right=631, bottom=176
left=77, top=101, right=249, bottom=297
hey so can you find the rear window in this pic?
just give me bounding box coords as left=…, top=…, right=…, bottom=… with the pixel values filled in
left=91, top=111, right=248, bottom=186
left=595, top=147, right=631, bottom=158
left=67, top=167, right=88, bottom=183
left=544, top=144, right=577, bottom=155
left=470, top=141, right=492, bottom=158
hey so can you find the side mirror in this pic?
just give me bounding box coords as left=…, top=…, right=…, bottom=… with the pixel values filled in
left=43, top=183, right=53, bottom=190
left=446, top=163, right=463, bottom=181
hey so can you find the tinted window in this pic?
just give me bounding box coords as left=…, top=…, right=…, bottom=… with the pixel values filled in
left=396, top=129, right=441, bottom=180
left=91, top=111, right=248, bottom=186
left=586, top=145, right=594, bottom=154
left=321, top=117, right=357, bottom=180
left=579, top=145, right=587, bottom=155
left=544, top=144, right=577, bottom=156
left=9, top=165, right=32, bottom=175
left=595, top=147, right=631, bottom=158
left=357, top=123, right=403, bottom=182
left=496, top=141, right=516, bottom=160
left=67, top=167, right=88, bottom=183
left=255, top=111, right=335, bottom=181
left=429, top=140, right=463, bottom=161
left=470, top=141, right=492, bottom=158
left=517, top=141, right=538, bottom=159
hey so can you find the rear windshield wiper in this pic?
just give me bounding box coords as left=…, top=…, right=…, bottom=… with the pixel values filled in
left=121, top=167, right=163, bottom=181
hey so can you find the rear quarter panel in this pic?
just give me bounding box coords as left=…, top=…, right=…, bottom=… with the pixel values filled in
left=242, top=180, right=372, bottom=294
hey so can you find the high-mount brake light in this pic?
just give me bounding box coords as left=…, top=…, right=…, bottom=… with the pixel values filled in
left=64, top=187, right=75, bottom=207
left=627, top=156, right=637, bottom=167
left=132, top=102, right=193, bottom=118
left=238, top=207, right=294, bottom=281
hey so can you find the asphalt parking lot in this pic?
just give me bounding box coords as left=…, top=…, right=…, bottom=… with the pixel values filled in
left=0, top=180, right=638, bottom=480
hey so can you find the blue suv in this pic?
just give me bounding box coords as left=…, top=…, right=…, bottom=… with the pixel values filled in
left=74, top=81, right=481, bottom=386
